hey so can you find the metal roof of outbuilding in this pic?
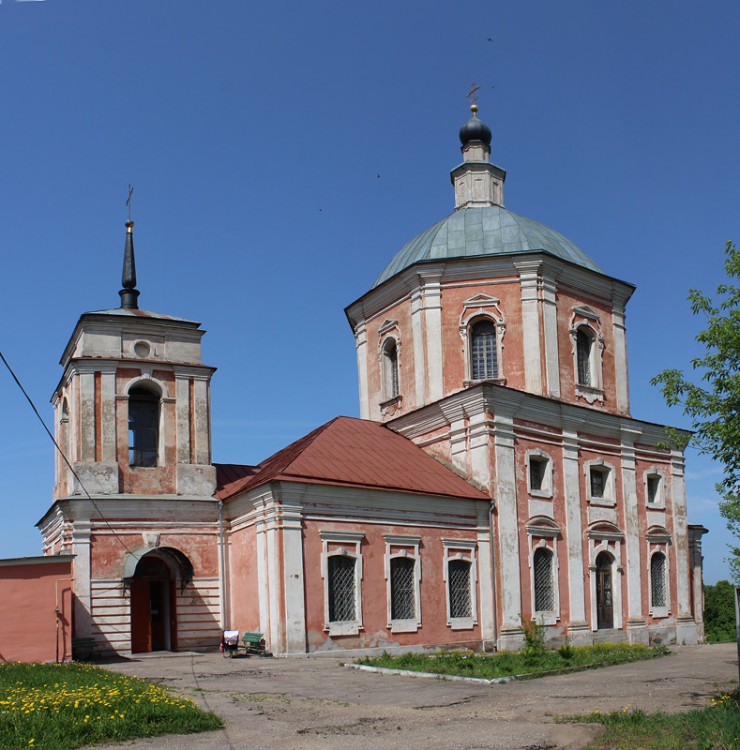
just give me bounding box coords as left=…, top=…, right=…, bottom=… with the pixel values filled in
left=215, top=416, right=489, bottom=502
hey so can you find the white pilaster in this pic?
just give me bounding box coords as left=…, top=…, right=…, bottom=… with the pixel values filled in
left=193, top=377, right=210, bottom=465
left=421, top=273, right=443, bottom=403
left=411, top=288, right=426, bottom=406
left=562, top=424, right=587, bottom=632
left=175, top=375, right=191, bottom=463
left=620, top=429, right=646, bottom=634
left=670, top=450, right=695, bottom=641
left=514, top=261, right=543, bottom=395
left=492, top=414, right=522, bottom=638
left=79, top=371, right=95, bottom=461
left=354, top=323, right=369, bottom=420
left=542, top=275, right=561, bottom=398
left=476, top=506, right=495, bottom=645
left=612, top=300, right=630, bottom=414
left=100, top=367, right=117, bottom=462
left=281, top=502, right=307, bottom=654
left=72, top=522, right=93, bottom=638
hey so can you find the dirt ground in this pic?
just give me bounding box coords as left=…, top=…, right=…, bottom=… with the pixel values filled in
left=100, top=642, right=738, bottom=750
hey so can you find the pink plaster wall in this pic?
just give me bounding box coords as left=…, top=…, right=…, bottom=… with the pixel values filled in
left=90, top=531, right=219, bottom=579
left=302, top=519, right=482, bottom=652
left=0, top=558, right=73, bottom=663
left=228, top=524, right=261, bottom=632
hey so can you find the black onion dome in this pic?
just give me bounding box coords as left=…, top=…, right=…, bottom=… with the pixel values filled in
left=459, top=107, right=492, bottom=147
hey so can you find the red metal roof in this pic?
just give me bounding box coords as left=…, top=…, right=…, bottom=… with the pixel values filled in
left=214, top=416, right=488, bottom=502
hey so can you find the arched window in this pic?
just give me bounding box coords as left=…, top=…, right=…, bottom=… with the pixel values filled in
left=650, top=552, right=667, bottom=609
left=576, top=327, right=593, bottom=386
left=470, top=319, right=498, bottom=380
left=381, top=338, right=399, bottom=400
left=533, top=548, right=555, bottom=612
left=128, top=387, right=159, bottom=467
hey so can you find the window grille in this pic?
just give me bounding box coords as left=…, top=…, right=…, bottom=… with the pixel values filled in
left=328, top=555, right=356, bottom=622
left=533, top=548, right=555, bottom=611
left=128, top=387, right=159, bottom=467
left=529, top=458, right=547, bottom=492
left=390, top=557, right=416, bottom=620
left=650, top=553, right=667, bottom=608
left=448, top=559, right=472, bottom=619
left=576, top=328, right=592, bottom=385
left=471, top=320, right=497, bottom=380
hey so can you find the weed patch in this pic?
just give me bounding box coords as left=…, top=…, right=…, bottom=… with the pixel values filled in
left=561, top=689, right=740, bottom=749
left=358, top=643, right=670, bottom=680
left=0, top=662, right=222, bottom=750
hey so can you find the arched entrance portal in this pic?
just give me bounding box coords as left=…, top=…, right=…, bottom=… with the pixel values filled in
left=129, top=549, right=192, bottom=653
left=595, top=551, right=614, bottom=629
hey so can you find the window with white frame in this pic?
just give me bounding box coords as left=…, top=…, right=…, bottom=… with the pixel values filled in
left=320, top=531, right=364, bottom=636
left=381, top=337, right=400, bottom=402
left=650, top=551, right=668, bottom=613
left=384, top=535, right=421, bottom=633
left=569, top=308, right=604, bottom=403
left=458, top=296, right=506, bottom=385
left=527, top=450, right=553, bottom=497
left=586, top=460, right=615, bottom=505
left=442, top=539, right=477, bottom=629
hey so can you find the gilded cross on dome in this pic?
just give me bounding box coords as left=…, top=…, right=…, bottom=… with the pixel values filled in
left=467, top=82, right=481, bottom=108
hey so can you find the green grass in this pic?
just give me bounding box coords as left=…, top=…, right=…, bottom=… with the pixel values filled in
left=0, top=662, right=222, bottom=750
left=561, top=689, right=740, bottom=749
left=357, top=643, right=670, bottom=680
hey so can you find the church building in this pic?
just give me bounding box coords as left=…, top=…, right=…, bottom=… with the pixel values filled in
left=36, top=104, right=707, bottom=656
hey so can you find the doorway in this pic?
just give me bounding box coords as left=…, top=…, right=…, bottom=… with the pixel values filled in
left=595, top=552, right=614, bottom=629
left=130, top=554, right=177, bottom=653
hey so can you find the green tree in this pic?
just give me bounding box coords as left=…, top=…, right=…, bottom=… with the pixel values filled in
left=651, top=242, right=740, bottom=581
left=704, top=580, right=736, bottom=643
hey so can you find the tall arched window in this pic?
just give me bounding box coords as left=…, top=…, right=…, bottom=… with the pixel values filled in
left=533, top=548, right=555, bottom=612
left=576, top=327, right=593, bottom=386
left=650, top=552, right=667, bottom=609
left=128, top=387, right=159, bottom=467
left=470, top=319, right=498, bottom=380
left=381, top=338, right=399, bottom=400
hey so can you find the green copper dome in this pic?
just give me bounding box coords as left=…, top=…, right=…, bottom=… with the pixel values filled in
left=373, top=206, right=602, bottom=287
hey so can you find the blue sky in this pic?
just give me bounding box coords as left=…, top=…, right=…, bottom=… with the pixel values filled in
left=0, top=0, right=738, bottom=584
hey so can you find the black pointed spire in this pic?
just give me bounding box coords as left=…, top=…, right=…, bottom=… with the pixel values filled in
left=119, top=220, right=140, bottom=309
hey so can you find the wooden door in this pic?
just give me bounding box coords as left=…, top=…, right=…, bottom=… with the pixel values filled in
left=130, top=578, right=152, bottom=653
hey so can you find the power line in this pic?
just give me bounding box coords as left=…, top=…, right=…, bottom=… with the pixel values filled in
left=0, top=350, right=140, bottom=561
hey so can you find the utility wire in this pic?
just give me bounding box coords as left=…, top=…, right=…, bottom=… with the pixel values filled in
left=0, top=350, right=140, bottom=560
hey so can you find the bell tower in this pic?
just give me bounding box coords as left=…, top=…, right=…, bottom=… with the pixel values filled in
left=51, top=221, right=216, bottom=502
